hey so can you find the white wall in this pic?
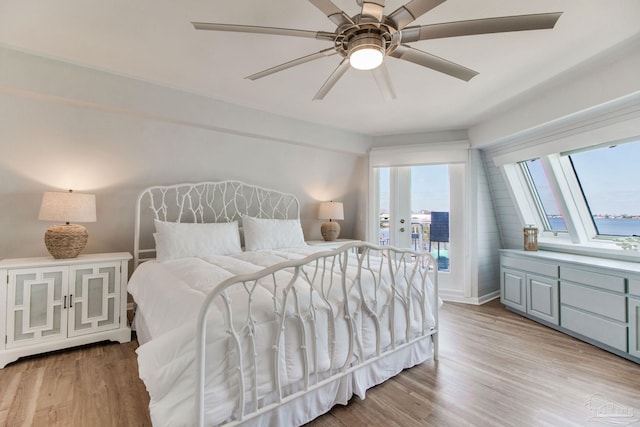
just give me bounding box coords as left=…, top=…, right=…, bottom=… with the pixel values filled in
left=0, top=46, right=369, bottom=259
left=471, top=149, right=501, bottom=300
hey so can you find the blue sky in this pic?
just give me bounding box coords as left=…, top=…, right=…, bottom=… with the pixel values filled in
left=569, top=141, right=640, bottom=216
left=379, top=165, right=450, bottom=213
left=531, top=141, right=640, bottom=217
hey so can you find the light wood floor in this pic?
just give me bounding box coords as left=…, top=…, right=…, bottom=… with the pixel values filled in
left=1, top=300, right=639, bottom=426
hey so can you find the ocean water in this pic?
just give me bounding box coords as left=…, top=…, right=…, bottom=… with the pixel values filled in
left=549, top=217, right=640, bottom=236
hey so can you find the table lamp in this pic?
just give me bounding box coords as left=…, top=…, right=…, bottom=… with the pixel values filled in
left=318, top=201, right=344, bottom=241
left=38, top=190, right=96, bottom=259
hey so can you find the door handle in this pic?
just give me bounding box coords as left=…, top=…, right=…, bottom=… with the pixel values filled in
left=400, top=219, right=405, bottom=224
left=400, top=227, right=405, bottom=232
left=63, top=295, right=67, bottom=309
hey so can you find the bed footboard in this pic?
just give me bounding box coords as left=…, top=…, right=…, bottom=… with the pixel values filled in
left=194, top=242, right=438, bottom=427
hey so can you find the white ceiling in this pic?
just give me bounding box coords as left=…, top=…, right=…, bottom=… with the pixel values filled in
left=1, top=0, right=639, bottom=136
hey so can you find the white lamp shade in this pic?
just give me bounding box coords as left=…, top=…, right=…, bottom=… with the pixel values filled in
left=39, top=191, right=96, bottom=223
left=318, top=201, right=344, bottom=221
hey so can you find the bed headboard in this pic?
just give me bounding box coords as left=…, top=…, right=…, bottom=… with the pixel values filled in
left=134, top=180, right=300, bottom=268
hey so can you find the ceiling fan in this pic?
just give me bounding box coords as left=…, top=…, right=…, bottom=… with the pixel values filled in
left=192, top=0, right=562, bottom=100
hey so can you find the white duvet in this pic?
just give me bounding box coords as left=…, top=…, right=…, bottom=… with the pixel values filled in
left=128, top=246, right=436, bottom=426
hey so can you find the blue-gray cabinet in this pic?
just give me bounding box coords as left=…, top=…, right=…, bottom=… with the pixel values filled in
left=500, top=249, right=639, bottom=364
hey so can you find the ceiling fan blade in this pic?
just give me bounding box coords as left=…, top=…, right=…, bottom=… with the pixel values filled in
left=313, top=58, right=350, bottom=100
left=372, top=62, right=396, bottom=101
left=360, top=0, right=386, bottom=23
left=390, top=44, right=478, bottom=81
left=192, top=22, right=335, bottom=41
left=400, top=12, right=563, bottom=42
left=246, top=48, right=338, bottom=80
left=308, top=0, right=355, bottom=27
left=388, top=0, right=446, bottom=29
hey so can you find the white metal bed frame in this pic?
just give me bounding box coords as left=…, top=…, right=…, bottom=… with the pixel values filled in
left=133, top=181, right=438, bottom=427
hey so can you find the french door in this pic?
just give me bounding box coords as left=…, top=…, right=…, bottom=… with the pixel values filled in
left=371, top=163, right=465, bottom=293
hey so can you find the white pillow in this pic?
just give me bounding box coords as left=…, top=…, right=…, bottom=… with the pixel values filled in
left=153, top=219, right=242, bottom=262
left=242, top=215, right=306, bottom=251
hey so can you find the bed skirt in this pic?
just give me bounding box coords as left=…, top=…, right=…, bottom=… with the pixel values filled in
left=204, top=337, right=433, bottom=427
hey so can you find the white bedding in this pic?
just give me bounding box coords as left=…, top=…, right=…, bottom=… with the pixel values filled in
left=129, top=246, right=436, bottom=426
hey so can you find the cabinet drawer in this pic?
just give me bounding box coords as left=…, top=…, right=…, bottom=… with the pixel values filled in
left=560, top=282, right=626, bottom=322
left=560, top=266, right=625, bottom=293
left=630, top=278, right=640, bottom=297
left=561, top=306, right=627, bottom=352
left=501, top=257, right=558, bottom=278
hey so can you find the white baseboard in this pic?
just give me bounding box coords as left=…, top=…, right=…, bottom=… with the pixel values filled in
left=439, top=290, right=500, bottom=305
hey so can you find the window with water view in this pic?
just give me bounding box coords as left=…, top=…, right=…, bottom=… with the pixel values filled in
left=521, top=140, right=640, bottom=239
left=378, top=165, right=451, bottom=271
left=522, top=158, right=567, bottom=232
left=568, top=142, right=640, bottom=237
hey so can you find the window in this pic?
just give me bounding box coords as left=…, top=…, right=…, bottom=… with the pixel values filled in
left=512, top=139, right=640, bottom=245
left=521, top=159, right=567, bottom=232
left=567, top=142, right=640, bottom=237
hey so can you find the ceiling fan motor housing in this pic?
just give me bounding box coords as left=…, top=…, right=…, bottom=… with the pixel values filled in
left=347, top=32, right=386, bottom=69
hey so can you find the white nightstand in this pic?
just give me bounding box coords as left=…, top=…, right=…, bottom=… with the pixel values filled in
left=0, top=252, right=132, bottom=368
left=306, top=239, right=361, bottom=251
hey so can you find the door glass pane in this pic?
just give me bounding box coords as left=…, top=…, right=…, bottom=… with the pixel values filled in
left=377, top=165, right=452, bottom=271
left=522, top=159, right=567, bottom=232
left=568, top=141, right=640, bottom=236
left=98, top=299, right=116, bottom=327
left=29, top=282, right=49, bottom=328
left=75, top=268, right=93, bottom=296
left=14, top=273, right=36, bottom=305
left=42, top=306, right=62, bottom=337
left=100, top=266, right=116, bottom=293
left=88, top=277, right=104, bottom=319
left=411, top=165, right=450, bottom=271
left=43, top=271, right=63, bottom=300
left=74, top=301, right=91, bottom=331
left=378, top=167, right=390, bottom=246
left=14, top=310, right=35, bottom=341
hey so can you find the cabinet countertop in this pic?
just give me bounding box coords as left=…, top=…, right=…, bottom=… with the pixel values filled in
left=500, top=249, right=640, bottom=275
left=0, top=252, right=132, bottom=268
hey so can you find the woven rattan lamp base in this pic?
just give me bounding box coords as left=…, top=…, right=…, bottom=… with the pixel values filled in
left=321, top=221, right=341, bottom=241
left=44, top=224, right=88, bottom=259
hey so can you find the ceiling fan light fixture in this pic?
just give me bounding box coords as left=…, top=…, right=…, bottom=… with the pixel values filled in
left=348, top=34, right=384, bottom=70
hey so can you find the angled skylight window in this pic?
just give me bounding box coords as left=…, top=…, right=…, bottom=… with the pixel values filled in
left=521, top=158, right=567, bottom=232
left=567, top=141, right=640, bottom=237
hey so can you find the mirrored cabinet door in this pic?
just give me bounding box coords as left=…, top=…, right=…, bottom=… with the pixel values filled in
left=68, top=262, right=120, bottom=337
left=7, top=267, right=68, bottom=348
